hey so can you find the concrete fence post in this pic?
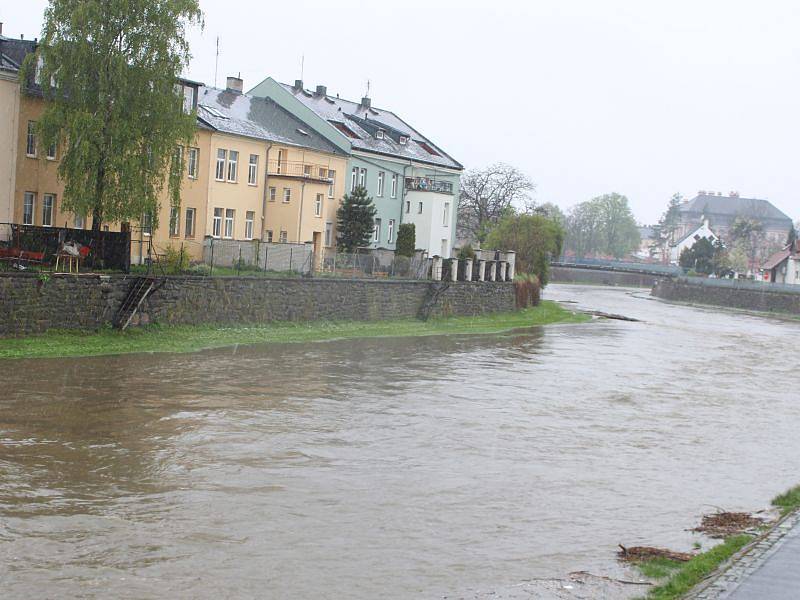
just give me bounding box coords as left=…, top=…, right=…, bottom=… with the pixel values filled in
left=450, top=259, right=459, bottom=282
left=478, top=260, right=486, bottom=282
left=506, top=251, right=516, bottom=280
left=489, top=261, right=497, bottom=282
left=464, top=259, right=473, bottom=282
left=432, top=256, right=443, bottom=280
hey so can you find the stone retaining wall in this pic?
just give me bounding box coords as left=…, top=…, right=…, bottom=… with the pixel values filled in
left=0, top=273, right=516, bottom=336
left=652, top=278, right=800, bottom=314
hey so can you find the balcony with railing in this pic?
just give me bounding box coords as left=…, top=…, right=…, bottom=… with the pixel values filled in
left=268, top=160, right=332, bottom=182
left=405, top=177, right=453, bottom=195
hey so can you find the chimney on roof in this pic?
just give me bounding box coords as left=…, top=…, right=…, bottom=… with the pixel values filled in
left=0, top=23, right=3, bottom=35
left=717, top=191, right=722, bottom=196
left=361, top=96, right=371, bottom=109
left=314, top=84, right=327, bottom=97
left=226, top=75, right=243, bottom=94
left=293, top=79, right=303, bottom=91
left=729, top=190, right=740, bottom=197
left=698, top=190, right=706, bottom=196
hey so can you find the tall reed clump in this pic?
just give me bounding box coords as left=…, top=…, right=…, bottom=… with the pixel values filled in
left=514, top=273, right=541, bottom=308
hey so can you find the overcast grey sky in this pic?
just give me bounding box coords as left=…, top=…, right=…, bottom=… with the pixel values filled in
left=3, top=0, right=799, bottom=224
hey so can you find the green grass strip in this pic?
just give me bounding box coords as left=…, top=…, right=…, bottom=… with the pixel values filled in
left=642, top=535, right=752, bottom=600
left=0, top=301, right=589, bottom=360
left=772, top=485, right=800, bottom=516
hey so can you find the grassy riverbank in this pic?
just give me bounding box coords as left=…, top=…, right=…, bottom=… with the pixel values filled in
left=0, top=301, right=588, bottom=360
left=635, top=482, right=800, bottom=599
left=638, top=535, right=751, bottom=599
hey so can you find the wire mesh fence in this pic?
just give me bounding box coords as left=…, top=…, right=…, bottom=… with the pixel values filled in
left=320, top=248, right=431, bottom=279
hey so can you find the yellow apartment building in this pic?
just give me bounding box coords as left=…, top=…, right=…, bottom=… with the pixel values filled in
left=197, top=78, right=348, bottom=261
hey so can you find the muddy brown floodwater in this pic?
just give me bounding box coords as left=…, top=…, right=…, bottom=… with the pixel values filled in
left=1, top=285, right=799, bottom=599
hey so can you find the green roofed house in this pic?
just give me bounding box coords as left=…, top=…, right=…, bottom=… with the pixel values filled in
left=248, top=78, right=463, bottom=257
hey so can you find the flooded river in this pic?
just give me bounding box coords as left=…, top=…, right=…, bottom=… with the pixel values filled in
left=1, top=285, right=799, bottom=598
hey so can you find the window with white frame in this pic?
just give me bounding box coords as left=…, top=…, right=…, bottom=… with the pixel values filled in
left=388, top=219, right=395, bottom=243
left=224, top=209, right=235, bottom=238
left=182, top=84, right=195, bottom=114
left=279, top=230, right=288, bottom=243
left=173, top=145, right=183, bottom=175
left=303, top=164, right=312, bottom=177
left=265, top=230, right=273, bottom=242
left=325, top=222, right=333, bottom=247
left=169, top=206, right=180, bottom=236
left=315, top=193, right=323, bottom=217
left=351, top=167, right=358, bottom=191
left=417, top=201, right=423, bottom=214
left=359, top=168, right=366, bottom=187
left=185, top=208, right=196, bottom=238
left=74, top=213, right=85, bottom=229
left=328, top=169, right=335, bottom=198
left=212, top=207, right=222, bottom=237
left=248, top=154, right=258, bottom=185
left=47, top=141, right=57, bottom=160
left=443, top=202, right=450, bottom=226
left=215, top=149, right=227, bottom=181
left=42, top=194, right=54, bottom=227
left=245, top=211, right=255, bottom=239
left=187, top=147, right=198, bottom=179
left=377, top=171, right=385, bottom=197
left=269, top=187, right=277, bottom=202
left=227, top=150, right=239, bottom=182
left=399, top=135, right=408, bottom=145
left=23, top=193, right=35, bottom=224
left=391, top=174, right=397, bottom=198
left=283, top=188, right=291, bottom=203
left=26, top=121, right=37, bottom=157
left=319, top=167, right=327, bottom=179
left=141, top=212, right=152, bottom=236
left=373, top=218, right=382, bottom=243
left=376, top=128, right=385, bottom=139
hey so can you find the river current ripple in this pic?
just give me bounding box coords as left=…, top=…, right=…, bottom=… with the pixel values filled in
left=0, top=285, right=798, bottom=598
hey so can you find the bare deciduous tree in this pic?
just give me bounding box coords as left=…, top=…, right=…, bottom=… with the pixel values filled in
left=457, top=164, right=534, bottom=244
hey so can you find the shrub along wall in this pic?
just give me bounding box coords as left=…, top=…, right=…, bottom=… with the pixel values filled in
left=0, top=273, right=516, bottom=337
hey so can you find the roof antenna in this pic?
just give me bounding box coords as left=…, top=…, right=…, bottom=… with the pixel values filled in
left=300, top=54, right=304, bottom=82
left=365, top=79, right=370, bottom=98
left=214, top=36, right=220, bottom=88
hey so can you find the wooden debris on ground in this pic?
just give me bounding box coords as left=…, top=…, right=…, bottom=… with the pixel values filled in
left=692, top=511, right=765, bottom=538
left=582, top=310, right=642, bottom=322
left=617, top=544, right=694, bottom=563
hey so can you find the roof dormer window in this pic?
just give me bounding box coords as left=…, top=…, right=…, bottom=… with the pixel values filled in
left=376, top=129, right=385, bottom=140
left=399, top=135, right=408, bottom=145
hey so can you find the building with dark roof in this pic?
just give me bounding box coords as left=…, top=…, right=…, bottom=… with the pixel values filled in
left=249, top=77, right=463, bottom=257
left=677, top=191, right=792, bottom=242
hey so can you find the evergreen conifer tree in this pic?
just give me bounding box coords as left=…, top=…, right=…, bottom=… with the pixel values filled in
left=336, top=186, right=377, bottom=252
left=395, top=223, right=416, bottom=257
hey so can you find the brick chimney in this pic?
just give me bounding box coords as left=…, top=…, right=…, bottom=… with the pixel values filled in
left=361, top=96, right=371, bottom=109
left=293, top=79, right=303, bottom=91
left=314, top=84, right=327, bottom=97
left=729, top=190, right=740, bottom=197
left=226, top=75, right=243, bottom=94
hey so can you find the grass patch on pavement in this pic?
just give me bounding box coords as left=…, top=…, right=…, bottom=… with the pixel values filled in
left=772, top=485, right=800, bottom=516
left=0, top=300, right=588, bottom=360
left=640, top=535, right=752, bottom=600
